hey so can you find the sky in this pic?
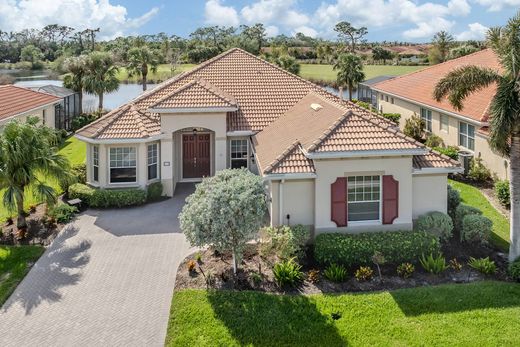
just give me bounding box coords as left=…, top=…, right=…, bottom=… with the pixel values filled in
left=0, top=0, right=517, bottom=42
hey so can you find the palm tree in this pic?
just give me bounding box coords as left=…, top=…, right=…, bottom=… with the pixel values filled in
left=126, top=45, right=161, bottom=91
left=334, top=53, right=365, bottom=101
left=432, top=31, right=454, bottom=63
left=84, top=51, right=119, bottom=112
left=433, top=12, right=520, bottom=262
left=274, top=55, right=301, bottom=75
left=63, top=55, right=87, bottom=114
left=0, top=117, right=72, bottom=229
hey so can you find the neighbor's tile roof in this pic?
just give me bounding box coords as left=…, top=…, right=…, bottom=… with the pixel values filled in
left=0, top=85, right=60, bottom=121
left=373, top=49, right=501, bottom=123
left=412, top=149, right=461, bottom=170
left=151, top=78, right=237, bottom=109
left=266, top=141, right=315, bottom=175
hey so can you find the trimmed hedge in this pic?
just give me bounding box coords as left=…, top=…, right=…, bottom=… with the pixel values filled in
left=314, top=230, right=440, bottom=267
left=461, top=214, right=492, bottom=244
left=69, top=183, right=146, bottom=208
left=415, top=211, right=453, bottom=242
left=147, top=181, right=163, bottom=202
left=454, top=203, right=482, bottom=232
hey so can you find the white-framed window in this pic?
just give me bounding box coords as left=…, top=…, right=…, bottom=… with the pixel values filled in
left=459, top=122, right=475, bottom=151
left=440, top=114, right=449, bottom=133
left=230, top=139, right=248, bottom=169
left=420, top=108, right=432, bottom=132
left=42, top=109, right=46, bottom=125
left=109, top=147, right=137, bottom=183
left=347, top=175, right=381, bottom=222
left=380, top=93, right=384, bottom=100
left=147, top=143, right=159, bottom=180
left=92, top=145, right=99, bottom=182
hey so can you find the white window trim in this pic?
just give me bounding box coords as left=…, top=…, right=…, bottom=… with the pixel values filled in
left=147, top=143, right=159, bottom=181
left=109, top=146, right=138, bottom=184
left=347, top=175, right=382, bottom=224
left=230, top=139, right=249, bottom=169
left=459, top=121, right=475, bottom=151
left=92, top=145, right=99, bottom=183
left=420, top=108, right=432, bottom=133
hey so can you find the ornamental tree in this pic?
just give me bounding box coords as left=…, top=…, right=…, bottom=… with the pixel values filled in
left=179, top=169, right=267, bottom=273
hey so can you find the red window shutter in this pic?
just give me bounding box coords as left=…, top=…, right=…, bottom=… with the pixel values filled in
left=331, top=177, right=347, bottom=227
left=383, top=175, right=399, bottom=224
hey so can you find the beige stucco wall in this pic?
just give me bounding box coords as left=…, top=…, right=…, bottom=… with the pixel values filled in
left=378, top=94, right=509, bottom=179
left=270, top=179, right=315, bottom=228
left=0, top=104, right=56, bottom=129
left=313, top=156, right=414, bottom=235
left=412, top=174, right=448, bottom=219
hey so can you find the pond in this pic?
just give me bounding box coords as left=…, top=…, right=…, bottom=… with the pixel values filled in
left=323, top=86, right=357, bottom=100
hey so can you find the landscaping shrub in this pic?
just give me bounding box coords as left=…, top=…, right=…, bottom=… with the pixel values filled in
left=382, top=113, right=401, bottom=124
left=71, top=163, right=87, bottom=185
left=419, top=253, right=448, bottom=274
left=314, top=230, right=439, bottom=267
left=415, top=211, right=454, bottom=242
left=323, top=263, right=348, bottom=282
left=71, top=113, right=98, bottom=132
left=397, top=262, right=415, bottom=278
left=468, top=257, right=496, bottom=275
left=494, top=180, right=510, bottom=208
left=425, top=134, right=444, bottom=148
left=461, top=214, right=492, bottom=244
left=147, top=181, right=163, bottom=202
left=272, top=258, right=303, bottom=287
left=508, top=258, right=520, bottom=281
left=354, top=266, right=374, bottom=282
left=48, top=204, right=78, bottom=224
left=433, top=146, right=459, bottom=160
left=447, top=185, right=461, bottom=219
left=403, top=115, right=424, bottom=141
left=454, top=203, right=482, bottom=232
left=68, top=183, right=146, bottom=208
left=468, top=157, right=491, bottom=182
left=261, top=224, right=310, bottom=260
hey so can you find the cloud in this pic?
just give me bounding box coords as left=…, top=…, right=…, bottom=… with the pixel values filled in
left=293, top=26, right=318, bottom=38
left=265, top=25, right=279, bottom=37
left=0, top=0, right=158, bottom=40
left=474, top=0, right=520, bottom=12
left=205, top=0, right=240, bottom=27
left=456, top=22, right=489, bottom=40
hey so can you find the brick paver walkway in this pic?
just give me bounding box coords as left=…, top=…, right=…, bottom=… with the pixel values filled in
left=0, top=186, right=193, bottom=347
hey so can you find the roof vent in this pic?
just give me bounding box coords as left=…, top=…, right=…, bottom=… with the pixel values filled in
left=310, top=103, right=323, bottom=111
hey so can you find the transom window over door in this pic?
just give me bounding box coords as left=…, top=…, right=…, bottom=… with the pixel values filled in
left=230, top=139, right=248, bottom=169
left=109, top=147, right=137, bottom=183
left=459, top=122, right=475, bottom=150
left=347, top=176, right=381, bottom=222
left=147, top=143, right=158, bottom=180
left=420, top=108, right=432, bottom=132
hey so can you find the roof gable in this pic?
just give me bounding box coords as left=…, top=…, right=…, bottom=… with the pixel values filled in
left=0, top=85, right=60, bottom=121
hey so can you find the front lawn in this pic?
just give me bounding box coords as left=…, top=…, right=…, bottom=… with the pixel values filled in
left=0, top=245, right=44, bottom=305
left=167, top=281, right=520, bottom=346
left=449, top=179, right=510, bottom=251
left=300, top=64, right=424, bottom=82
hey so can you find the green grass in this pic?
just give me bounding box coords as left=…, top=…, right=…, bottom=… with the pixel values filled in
left=167, top=281, right=520, bottom=346
left=300, top=64, right=424, bottom=82
left=449, top=179, right=510, bottom=251
left=0, top=136, right=85, bottom=221
left=115, top=64, right=197, bottom=83
left=0, top=245, right=44, bottom=305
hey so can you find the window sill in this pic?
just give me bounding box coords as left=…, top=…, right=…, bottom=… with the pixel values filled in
left=107, top=182, right=140, bottom=188
left=347, top=220, right=382, bottom=226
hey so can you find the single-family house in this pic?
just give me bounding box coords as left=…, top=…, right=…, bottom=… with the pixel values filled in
left=0, top=85, right=61, bottom=128
left=31, top=84, right=81, bottom=130
left=372, top=49, right=509, bottom=179
left=75, top=48, right=461, bottom=234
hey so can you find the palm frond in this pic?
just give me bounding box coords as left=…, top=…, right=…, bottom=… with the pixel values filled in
left=433, top=66, right=501, bottom=110
left=489, top=78, right=520, bottom=156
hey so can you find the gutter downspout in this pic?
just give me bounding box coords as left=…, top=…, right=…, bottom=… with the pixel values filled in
left=279, top=179, right=285, bottom=226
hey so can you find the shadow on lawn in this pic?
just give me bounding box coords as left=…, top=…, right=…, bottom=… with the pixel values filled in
left=390, top=281, right=520, bottom=317
left=207, top=290, right=347, bottom=347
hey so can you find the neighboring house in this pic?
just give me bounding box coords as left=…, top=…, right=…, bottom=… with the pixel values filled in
left=0, top=85, right=60, bottom=129
left=372, top=49, right=509, bottom=179
left=76, top=48, right=460, bottom=234
left=31, top=85, right=80, bottom=130
left=357, top=75, right=395, bottom=107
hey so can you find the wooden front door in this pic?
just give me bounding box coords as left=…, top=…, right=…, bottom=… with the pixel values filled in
left=182, top=133, right=211, bottom=179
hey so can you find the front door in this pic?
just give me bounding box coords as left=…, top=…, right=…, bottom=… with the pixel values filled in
left=182, top=133, right=211, bottom=179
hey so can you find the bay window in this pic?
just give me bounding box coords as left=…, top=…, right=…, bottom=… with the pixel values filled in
left=230, top=139, right=248, bottom=169
left=147, top=143, right=158, bottom=180
left=347, top=176, right=381, bottom=222
left=109, top=147, right=136, bottom=183
left=459, top=122, right=475, bottom=150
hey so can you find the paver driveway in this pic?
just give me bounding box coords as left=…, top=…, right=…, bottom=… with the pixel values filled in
left=0, top=184, right=194, bottom=347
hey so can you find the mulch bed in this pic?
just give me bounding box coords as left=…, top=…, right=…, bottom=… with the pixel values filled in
left=175, top=238, right=511, bottom=295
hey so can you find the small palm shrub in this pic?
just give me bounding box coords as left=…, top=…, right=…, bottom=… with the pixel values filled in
left=354, top=266, right=374, bottom=282
left=425, top=134, right=444, bottom=147
left=48, top=204, right=78, bottom=224
left=468, top=157, right=491, bottom=182
left=273, top=258, right=303, bottom=287
left=415, top=211, right=453, bottom=242
left=324, top=263, right=348, bottom=282
left=447, top=185, right=461, bottom=219
left=461, top=214, right=492, bottom=245
left=508, top=258, right=520, bottom=282
left=420, top=253, right=448, bottom=274
left=308, top=269, right=320, bottom=284
left=449, top=258, right=463, bottom=272
left=396, top=262, right=415, bottom=278
left=494, top=180, right=510, bottom=208
left=468, top=257, right=496, bottom=275
left=454, top=203, right=482, bottom=232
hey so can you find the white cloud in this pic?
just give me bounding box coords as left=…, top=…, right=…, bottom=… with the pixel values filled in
left=205, top=0, right=240, bottom=27
left=403, top=18, right=454, bottom=39
left=293, top=26, right=318, bottom=38
left=265, top=25, right=279, bottom=37
left=240, top=0, right=309, bottom=33
left=456, top=22, right=489, bottom=40
left=0, top=0, right=158, bottom=40
left=474, top=0, right=520, bottom=12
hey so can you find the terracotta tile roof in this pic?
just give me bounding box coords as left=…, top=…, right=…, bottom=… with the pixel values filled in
left=265, top=141, right=315, bottom=175
left=151, top=78, right=237, bottom=110
left=413, top=149, right=461, bottom=170
left=0, top=85, right=60, bottom=121
left=373, top=49, right=501, bottom=123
